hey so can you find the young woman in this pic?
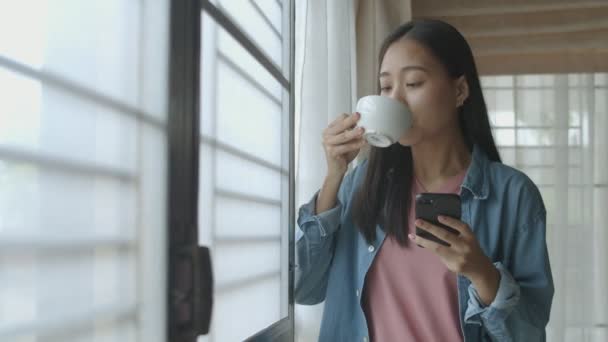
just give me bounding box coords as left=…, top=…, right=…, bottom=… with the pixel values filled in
left=295, top=19, right=554, bottom=341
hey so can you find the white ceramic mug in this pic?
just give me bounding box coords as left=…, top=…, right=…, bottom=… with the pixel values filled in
left=355, top=95, right=413, bottom=147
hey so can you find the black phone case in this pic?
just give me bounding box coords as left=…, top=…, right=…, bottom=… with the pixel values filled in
left=415, top=193, right=461, bottom=247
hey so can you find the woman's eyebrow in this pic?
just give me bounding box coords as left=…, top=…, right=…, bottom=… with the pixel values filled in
left=379, top=65, right=428, bottom=78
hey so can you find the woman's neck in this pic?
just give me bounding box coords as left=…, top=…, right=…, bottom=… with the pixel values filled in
left=411, top=129, right=471, bottom=192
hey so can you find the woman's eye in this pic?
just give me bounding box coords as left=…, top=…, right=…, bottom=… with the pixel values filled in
left=406, top=82, right=422, bottom=88
left=380, top=87, right=392, bottom=92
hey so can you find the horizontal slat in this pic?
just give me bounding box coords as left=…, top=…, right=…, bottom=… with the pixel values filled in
left=492, top=125, right=580, bottom=129
left=0, top=55, right=165, bottom=130
left=214, top=195, right=282, bottom=238
left=496, top=145, right=579, bottom=149
left=509, top=162, right=580, bottom=168
left=214, top=236, right=281, bottom=245
left=517, top=165, right=580, bottom=170
left=413, top=0, right=608, bottom=17
left=536, top=184, right=608, bottom=188
left=467, top=20, right=608, bottom=39
left=216, top=270, right=280, bottom=293
left=546, top=224, right=591, bottom=229
left=0, top=303, right=136, bottom=339
left=429, top=7, right=608, bottom=39
left=0, top=235, right=133, bottom=253
left=214, top=240, right=282, bottom=287
left=201, top=0, right=289, bottom=89
left=218, top=51, right=281, bottom=106
left=0, top=145, right=135, bottom=181
left=469, top=30, right=608, bottom=56
left=497, top=145, right=580, bottom=150
left=215, top=60, right=283, bottom=165
left=214, top=148, right=282, bottom=201
left=476, top=50, right=608, bottom=75
left=484, top=86, right=608, bottom=90
left=201, top=134, right=287, bottom=175
left=249, top=0, right=282, bottom=40
left=213, top=273, right=282, bottom=341
left=216, top=189, right=282, bottom=207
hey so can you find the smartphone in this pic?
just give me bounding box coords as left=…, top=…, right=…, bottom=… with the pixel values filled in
left=415, top=193, right=461, bottom=247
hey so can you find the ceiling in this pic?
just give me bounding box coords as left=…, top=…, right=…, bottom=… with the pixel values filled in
left=411, top=0, right=608, bottom=74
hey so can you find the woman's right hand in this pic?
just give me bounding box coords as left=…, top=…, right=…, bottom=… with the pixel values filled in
left=322, top=112, right=367, bottom=177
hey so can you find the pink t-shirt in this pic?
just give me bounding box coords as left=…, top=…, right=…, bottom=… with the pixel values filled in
left=362, top=170, right=466, bottom=342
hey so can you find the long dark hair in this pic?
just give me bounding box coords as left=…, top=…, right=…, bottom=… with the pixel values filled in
left=352, top=19, right=501, bottom=245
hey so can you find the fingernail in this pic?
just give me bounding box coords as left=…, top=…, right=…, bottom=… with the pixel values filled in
left=408, top=234, right=415, bottom=240
left=438, top=215, right=445, bottom=221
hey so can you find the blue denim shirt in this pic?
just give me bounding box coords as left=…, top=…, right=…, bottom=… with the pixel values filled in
left=295, top=146, right=554, bottom=342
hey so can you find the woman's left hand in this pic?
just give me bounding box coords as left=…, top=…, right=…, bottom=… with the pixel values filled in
left=409, top=215, right=501, bottom=305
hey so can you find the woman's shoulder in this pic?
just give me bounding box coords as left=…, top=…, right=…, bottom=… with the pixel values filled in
left=487, top=161, right=535, bottom=187
left=487, top=161, right=545, bottom=215
left=487, top=161, right=531, bottom=185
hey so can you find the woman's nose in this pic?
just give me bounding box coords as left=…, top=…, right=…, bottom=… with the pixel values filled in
left=388, top=86, right=407, bottom=106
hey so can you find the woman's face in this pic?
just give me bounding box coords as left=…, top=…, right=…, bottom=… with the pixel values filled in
left=378, top=37, right=468, bottom=146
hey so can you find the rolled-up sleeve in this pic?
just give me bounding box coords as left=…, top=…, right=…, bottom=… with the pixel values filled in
left=464, top=209, right=554, bottom=341
left=294, top=168, right=357, bottom=305
left=465, top=262, right=521, bottom=328
left=297, top=190, right=343, bottom=239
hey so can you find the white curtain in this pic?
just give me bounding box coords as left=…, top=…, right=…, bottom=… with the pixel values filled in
left=482, top=74, right=608, bottom=342
left=294, top=0, right=358, bottom=340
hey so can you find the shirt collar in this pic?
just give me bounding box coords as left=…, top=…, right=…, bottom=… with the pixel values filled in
left=460, top=144, right=490, bottom=200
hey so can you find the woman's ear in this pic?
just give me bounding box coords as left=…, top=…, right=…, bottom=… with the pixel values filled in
left=455, top=75, right=469, bottom=108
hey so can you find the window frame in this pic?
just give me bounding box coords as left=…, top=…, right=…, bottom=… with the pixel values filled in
left=167, top=0, right=295, bottom=340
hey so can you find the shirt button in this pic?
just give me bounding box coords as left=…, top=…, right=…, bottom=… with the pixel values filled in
left=363, top=336, right=369, bottom=342
left=356, top=289, right=360, bottom=297
left=368, top=245, right=375, bottom=252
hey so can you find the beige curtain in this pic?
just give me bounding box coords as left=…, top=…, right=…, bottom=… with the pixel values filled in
left=355, top=0, right=412, bottom=98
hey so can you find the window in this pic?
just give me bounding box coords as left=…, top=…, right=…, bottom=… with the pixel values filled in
left=0, top=1, right=169, bottom=341
left=482, top=73, right=608, bottom=341
left=198, top=0, right=294, bottom=341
